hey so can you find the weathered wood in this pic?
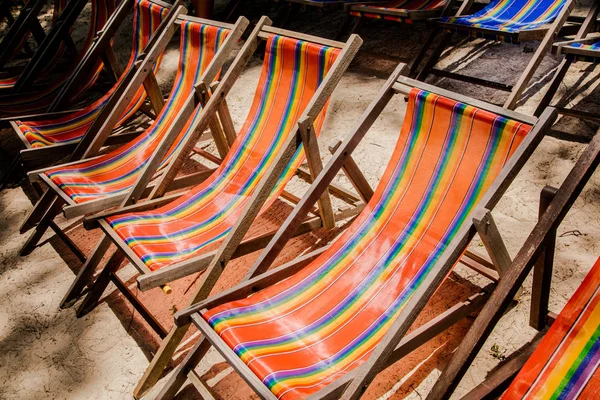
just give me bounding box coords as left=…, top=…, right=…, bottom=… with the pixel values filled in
left=14, top=0, right=88, bottom=92
left=535, top=3, right=600, bottom=117
left=197, top=81, right=230, bottom=158
left=460, top=336, right=544, bottom=400
left=530, top=185, right=558, bottom=331
left=0, top=0, right=46, bottom=68
left=428, top=128, right=600, bottom=399
left=217, top=98, right=237, bottom=146
left=503, top=0, right=576, bottom=109
left=143, top=70, right=165, bottom=115
left=472, top=208, right=511, bottom=275
left=329, top=139, right=373, bottom=203
left=299, top=118, right=335, bottom=229
left=193, top=313, right=279, bottom=399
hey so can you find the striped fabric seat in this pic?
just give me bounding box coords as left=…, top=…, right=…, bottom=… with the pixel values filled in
left=104, top=35, right=340, bottom=271
left=14, top=0, right=169, bottom=149
left=0, top=0, right=116, bottom=115
left=503, top=257, right=600, bottom=399
left=441, top=0, right=566, bottom=43
left=201, top=88, right=532, bottom=400
left=350, top=0, right=448, bottom=23
left=43, top=21, right=231, bottom=203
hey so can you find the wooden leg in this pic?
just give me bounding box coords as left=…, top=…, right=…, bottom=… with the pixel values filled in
left=409, top=29, right=438, bottom=78
left=20, top=197, right=64, bottom=256
left=534, top=58, right=572, bottom=117
left=416, top=31, right=451, bottom=82
left=133, top=324, right=191, bottom=399
left=20, top=189, right=57, bottom=234
left=154, top=337, right=212, bottom=400
left=60, top=235, right=113, bottom=309
left=0, top=153, right=21, bottom=191
left=76, top=249, right=126, bottom=317
left=135, top=254, right=229, bottom=397
left=529, top=185, right=558, bottom=330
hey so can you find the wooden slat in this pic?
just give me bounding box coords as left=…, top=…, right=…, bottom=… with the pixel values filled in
left=428, top=128, right=600, bottom=398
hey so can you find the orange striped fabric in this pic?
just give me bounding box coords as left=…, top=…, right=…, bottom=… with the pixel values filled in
left=103, top=35, right=340, bottom=271
left=14, top=0, right=170, bottom=148
left=44, top=20, right=231, bottom=203
left=202, top=89, right=531, bottom=399
left=503, top=257, right=600, bottom=400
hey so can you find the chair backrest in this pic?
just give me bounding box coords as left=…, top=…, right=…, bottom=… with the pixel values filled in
left=45, top=18, right=232, bottom=203
left=202, top=88, right=533, bottom=399
left=18, top=0, right=171, bottom=149
left=105, top=34, right=342, bottom=270
left=446, top=0, right=567, bottom=32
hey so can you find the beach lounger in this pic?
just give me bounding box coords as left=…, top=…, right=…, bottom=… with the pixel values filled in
left=427, top=127, right=600, bottom=398
left=4, top=0, right=180, bottom=172
left=454, top=256, right=600, bottom=399
left=58, top=22, right=363, bottom=398
left=18, top=13, right=249, bottom=257
left=0, top=0, right=116, bottom=115
left=535, top=3, right=600, bottom=120
left=156, top=69, right=557, bottom=400
left=416, top=0, right=575, bottom=110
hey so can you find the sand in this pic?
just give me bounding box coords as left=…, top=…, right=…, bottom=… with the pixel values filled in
left=1, top=0, right=599, bottom=399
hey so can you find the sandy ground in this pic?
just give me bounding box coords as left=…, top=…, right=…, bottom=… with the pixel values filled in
left=1, top=0, right=600, bottom=399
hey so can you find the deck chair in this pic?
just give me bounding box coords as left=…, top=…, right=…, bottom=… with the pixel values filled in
left=18, top=14, right=249, bottom=257
left=416, top=0, right=575, bottom=110
left=534, top=3, right=600, bottom=119
left=4, top=0, right=180, bottom=172
left=453, top=256, right=600, bottom=399
left=155, top=69, right=557, bottom=400
left=0, top=0, right=63, bottom=68
left=0, top=0, right=181, bottom=192
left=54, top=21, right=363, bottom=398
left=424, top=128, right=600, bottom=398
left=0, top=0, right=116, bottom=115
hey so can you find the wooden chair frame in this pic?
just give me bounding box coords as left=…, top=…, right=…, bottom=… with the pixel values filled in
left=17, top=11, right=246, bottom=259
left=157, top=68, right=556, bottom=400
left=534, top=3, right=600, bottom=121
left=0, top=0, right=89, bottom=94
left=64, top=20, right=367, bottom=399
left=2, top=0, right=183, bottom=172
left=428, top=128, right=600, bottom=399
left=0, top=0, right=48, bottom=68
left=415, top=0, right=576, bottom=110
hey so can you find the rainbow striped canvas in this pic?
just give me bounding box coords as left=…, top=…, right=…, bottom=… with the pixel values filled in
left=441, top=0, right=566, bottom=43
left=43, top=20, right=231, bottom=203
left=564, top=41, right=600, bottom=63
left=503, top=257, right=600, bottom=399
left=202, top=88, right=532, bottom=400
left=350, top=0, right=448, bottom=23
left=104, top=34, right=340, bottom=271
left=14, top=0, right=170, bottom=149
left=0, top=0, right=116, bottom=115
